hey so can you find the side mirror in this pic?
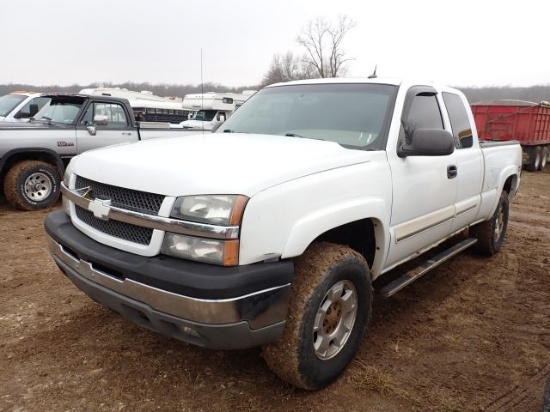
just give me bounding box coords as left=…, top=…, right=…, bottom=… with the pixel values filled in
left=93, top=115, right=109, bottom=126
left=29, top=104, right=39, bottom=117
left=398, top=128, right=455, bottom=158
left=216, top=113, right=226, bottom=122
left=14, top=105, right=38, bottom=119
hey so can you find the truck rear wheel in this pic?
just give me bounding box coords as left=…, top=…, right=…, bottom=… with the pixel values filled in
left=261, top=242, right=372, bottom=390
left=471, top=190, right=509, bottom=256
left=4, top=160, right=61, bottom=211
left=525, top=146, right=542, bottom=172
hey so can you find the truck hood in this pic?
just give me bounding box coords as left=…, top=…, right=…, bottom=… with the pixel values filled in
left=0, top=120, right=56, bottom=129
left=71, top=133, right=372, bottom=197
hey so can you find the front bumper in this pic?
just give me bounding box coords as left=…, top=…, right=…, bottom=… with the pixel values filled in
left=45, top=210, right=293, bottom=349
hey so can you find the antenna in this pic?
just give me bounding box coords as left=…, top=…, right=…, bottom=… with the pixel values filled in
left=368, top=65, right=378, bottom=79
left=200, top=48, right=204, bottom=132
left=200, top=49, right=204, bottom=106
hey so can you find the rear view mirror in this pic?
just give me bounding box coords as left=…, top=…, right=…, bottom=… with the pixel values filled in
left=398, top=128, right=455, bottom=157
left=93, top=115, right=109, bottom=126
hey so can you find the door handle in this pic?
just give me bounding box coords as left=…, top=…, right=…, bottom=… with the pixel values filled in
left=122, top=132, right=132, bottom=136
left=447, top=165, right=457, bottom=179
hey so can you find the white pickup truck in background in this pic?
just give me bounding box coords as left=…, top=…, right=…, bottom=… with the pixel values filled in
left=0, top=92, right=51, bottom=122
left=45, top=78, right=522, bottom=390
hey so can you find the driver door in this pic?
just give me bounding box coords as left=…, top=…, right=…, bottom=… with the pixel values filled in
left=75, top=101, right=138, bottom=153
left=385, top=86, right=458, bottom=268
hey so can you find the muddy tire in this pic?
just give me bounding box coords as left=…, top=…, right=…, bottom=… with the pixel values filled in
left=471, top=191, right=509, bottom=256
left=525, top=146, right=542, bottom=172
left=262, top=242, right=372, bottom=390
left=4, top=160, right=61, bottom=211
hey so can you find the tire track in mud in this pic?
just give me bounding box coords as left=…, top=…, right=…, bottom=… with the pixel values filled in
left=484, top=366, right=549, bottom=412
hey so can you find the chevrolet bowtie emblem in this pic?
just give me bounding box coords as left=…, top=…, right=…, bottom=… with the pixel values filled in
left=88, top=197, right=112, bottom=220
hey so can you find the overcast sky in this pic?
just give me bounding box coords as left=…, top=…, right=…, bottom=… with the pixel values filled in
left=1, top=0, right=549, bottom=89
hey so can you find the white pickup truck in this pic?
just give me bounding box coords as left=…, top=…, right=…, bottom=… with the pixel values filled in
left=45, top=78, right=522, bottom=390
left=0, top=92, right=50, bottom=122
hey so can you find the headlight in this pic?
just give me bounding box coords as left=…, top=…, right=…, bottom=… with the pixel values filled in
left=163, top=194, right=248, bottom=265
left=170, top=195, right=248, bottom=225
left=161, top=233, right=239, bottom=266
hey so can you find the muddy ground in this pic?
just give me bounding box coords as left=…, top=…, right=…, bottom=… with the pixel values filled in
left=1, top=171, right=549, bottom=412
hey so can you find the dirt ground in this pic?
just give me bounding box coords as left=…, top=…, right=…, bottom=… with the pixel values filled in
left=1, top=171, right=549, bottom=412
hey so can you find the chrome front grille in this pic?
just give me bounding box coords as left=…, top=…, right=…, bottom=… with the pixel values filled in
left=75, top=206, right=153, bottom=245
left=74, top=176, right=165, bottom=245
left=75, top=176, right=163, bottom=215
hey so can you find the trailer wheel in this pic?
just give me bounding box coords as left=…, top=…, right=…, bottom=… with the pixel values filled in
left=525, top=146, right=542, bottom=172
left=540, top=146, right=549, bottom=170
left=4, top=160, right=61, bottom=211
left=471, top=190, right=509, bottom=256
left=261, top=242, right=372, bottom=390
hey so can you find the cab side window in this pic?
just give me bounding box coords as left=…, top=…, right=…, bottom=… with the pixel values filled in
left=80, top=102, right=129, bottom=128
left=406, top=94, right=443, bottom=130
left=443, top=92, right=474, bottom=149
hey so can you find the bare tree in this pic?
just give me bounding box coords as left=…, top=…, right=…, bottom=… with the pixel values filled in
left=297, top=15, right=356, bottom=78
left=261, top=52, right=316, bottom=86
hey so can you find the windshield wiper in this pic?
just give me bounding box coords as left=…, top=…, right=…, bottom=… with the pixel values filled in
left=285, top=132, right=323, bottom=141
left=222, top=129, right=248, bottom=134
left=30, top=116, right=53, bottom=125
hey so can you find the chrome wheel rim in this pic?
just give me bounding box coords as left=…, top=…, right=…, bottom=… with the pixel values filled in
left=24, top=172, right=52, bottom=201
left=313, top=280, right=357, bottom=360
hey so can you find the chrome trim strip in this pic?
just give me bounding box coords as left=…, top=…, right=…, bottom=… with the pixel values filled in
left=394, top=206, right=455, bottom=243
left=48, top=235, right=289, bottom=329
left=456, top=203, right=477, bottom=217
left=61, top=182, right=240, bottom=240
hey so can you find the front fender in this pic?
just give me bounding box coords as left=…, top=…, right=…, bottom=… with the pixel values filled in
left=281, top=197, right=390, bottom=276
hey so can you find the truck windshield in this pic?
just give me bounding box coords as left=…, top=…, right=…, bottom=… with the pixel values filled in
left=192, top=110, right=217, bottom=121
left=218, top=83, right=397, bottom=149
left=0, top=94, right=27, bottom=117
left=33, top=98, right=84, bottom=124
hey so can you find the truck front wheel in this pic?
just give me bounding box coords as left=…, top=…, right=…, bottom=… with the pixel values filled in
left=471, top=190, right=509, bottom=256
left=4, top=160, right=61, bottom=211
left=262, top=242, right=372, bottom=390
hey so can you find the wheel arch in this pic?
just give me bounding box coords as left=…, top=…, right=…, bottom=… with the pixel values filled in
left=281, top=199, right=390, bottom=279
left=481, top=168, right=519, bottom=222
left=0, top=148, right=66, bottom=177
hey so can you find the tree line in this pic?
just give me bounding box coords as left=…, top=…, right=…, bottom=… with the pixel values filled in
left=2, top=82, right=550, bottom=105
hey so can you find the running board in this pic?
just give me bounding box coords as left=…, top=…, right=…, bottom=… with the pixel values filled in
left=378, top=238, right=478, bottom=298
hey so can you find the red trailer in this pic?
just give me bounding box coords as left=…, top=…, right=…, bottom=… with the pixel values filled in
left=471, top=99, right=550, bottom=171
